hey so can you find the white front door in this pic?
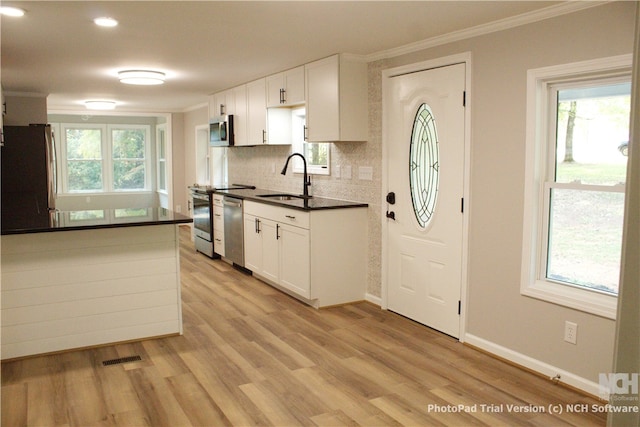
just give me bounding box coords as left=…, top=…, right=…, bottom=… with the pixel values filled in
left=384, top=63, right=466, bottom=338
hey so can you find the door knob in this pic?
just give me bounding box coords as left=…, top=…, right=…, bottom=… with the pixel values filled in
left=386, top=192, right=396, bottom=205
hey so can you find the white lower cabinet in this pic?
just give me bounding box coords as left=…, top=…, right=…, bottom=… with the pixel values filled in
left=243, top=200, right=366, bottom=307
left=213, top=194, right=225, bottom=256
left=244, top=211, right=310, bottom=298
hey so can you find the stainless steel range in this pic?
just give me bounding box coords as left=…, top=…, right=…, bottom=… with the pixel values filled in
left=189, top=184, right=254, bottom=259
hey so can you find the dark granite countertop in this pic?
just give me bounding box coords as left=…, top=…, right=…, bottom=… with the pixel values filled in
left=1, top=207, right=192, bottom=235
left=214, top=188, right=368, bottom=211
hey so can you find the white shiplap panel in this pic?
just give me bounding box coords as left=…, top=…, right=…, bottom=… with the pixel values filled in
left=2, top=320, right=181, bottom=360
left=2, top=258, right=177, bottom=291
left=2, top=288, right=178, bottom=326
left=1, top=240, right=176, bottom=273
left=3, top=273, right=177, bottom=308
left=2, top=304, right=180, bottom=344
left=1, top=225, right=175, bottom=254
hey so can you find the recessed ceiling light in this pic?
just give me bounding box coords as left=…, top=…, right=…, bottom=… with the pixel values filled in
left=118, top=70, right=166, bottom=85
left=85, top=100, right=117, bottom=110
left=94, top=17, right=118, bottom=27
left=0, top=6, right=26, bottom=17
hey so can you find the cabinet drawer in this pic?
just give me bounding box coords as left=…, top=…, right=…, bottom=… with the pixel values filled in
left=212, top=195, right=224, bottom=207
left=244, top=201, right=309, bottom=229
left=213, top=208, right=224, bottom=228
left=213, top=231, right=225, bottom=256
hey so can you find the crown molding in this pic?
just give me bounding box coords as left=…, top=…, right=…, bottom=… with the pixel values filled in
left=366, top=1, right=609, bottom=62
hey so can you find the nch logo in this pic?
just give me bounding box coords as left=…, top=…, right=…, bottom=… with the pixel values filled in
left=599, top=373, right=639, bottom=396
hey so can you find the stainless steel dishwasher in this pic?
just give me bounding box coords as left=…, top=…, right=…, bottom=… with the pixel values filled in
left=222, top=195, right=244, bottom=267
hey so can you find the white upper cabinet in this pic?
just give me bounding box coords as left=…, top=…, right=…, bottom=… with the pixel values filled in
left=266, top=66, right=305, bottom=107
left=209, top=89, right=234, bottom=118
left=246, top=78, right=268, bottom=145
left=304, top=54, right=368, bottom=142
left=232, top=84, right=249, bottom=146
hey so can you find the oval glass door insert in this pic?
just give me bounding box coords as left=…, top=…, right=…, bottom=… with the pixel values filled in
left=409, top=103, right=439, bottom=228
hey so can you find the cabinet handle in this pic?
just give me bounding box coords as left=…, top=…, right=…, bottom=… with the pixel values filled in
left=285, top=215, right=296, bottom=220
left=276, top=223, right=280, bottom=240
left=255, top=218, right=261, bottom=234
left=303, top=125, right=308, bottom=141
left=220, top=103, right=225, bottom=116
left=262, top=129, right=266, bottom=144
left=280, top=88, right=286, bottom=104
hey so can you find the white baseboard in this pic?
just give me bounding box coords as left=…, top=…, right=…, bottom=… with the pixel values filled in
left=464, top=333, right=603, bottom=399
left=365, top=293, right=382, bottom=306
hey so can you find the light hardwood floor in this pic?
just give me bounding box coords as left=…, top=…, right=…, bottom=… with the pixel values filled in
left=2, top=225, right=607, bottom=426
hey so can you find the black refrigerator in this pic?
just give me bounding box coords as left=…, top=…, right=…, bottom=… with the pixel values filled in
left=1, top=124, right=56, bottom=231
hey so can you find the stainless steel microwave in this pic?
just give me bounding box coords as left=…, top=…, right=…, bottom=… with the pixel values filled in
left=210, top=115, right=234, bottom=146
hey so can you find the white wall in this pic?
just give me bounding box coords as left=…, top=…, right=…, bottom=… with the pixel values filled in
left=181, top=105, right=209, bottom=217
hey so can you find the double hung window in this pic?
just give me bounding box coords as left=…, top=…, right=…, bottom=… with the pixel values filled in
left=521, top=56, right=631, bottom=318
left=60, top=124, right=150, bottom=193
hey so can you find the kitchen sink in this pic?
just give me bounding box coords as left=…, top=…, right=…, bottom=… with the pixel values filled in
left=257, top=194, right=306, bottom=200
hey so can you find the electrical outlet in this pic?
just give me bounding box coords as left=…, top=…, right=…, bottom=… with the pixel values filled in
left=564, top=321, right=578, bottom=344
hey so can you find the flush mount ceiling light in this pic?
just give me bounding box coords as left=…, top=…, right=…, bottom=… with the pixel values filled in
left=118, top=70, right=165, bottom=85
left=85, top=100, right=117, bottom=110
left=94, top=17, right=118, bottom=27
left=0, top=6, right=26, bottom=16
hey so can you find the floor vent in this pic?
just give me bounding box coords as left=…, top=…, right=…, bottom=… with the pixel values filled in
left=102, top=355, right=142, bottom=366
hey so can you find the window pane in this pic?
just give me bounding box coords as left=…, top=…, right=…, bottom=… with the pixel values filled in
left=547, top=188, right=623, bottom=294
left=113, top=160, right=145, bottom=190
left=67, top=160, right=102, bottom=191
left=112, top=128, right=146, bottom=190
left=158, top=161, right=167, bottom=191
left=112, top=129, right=145, bottom=159
left=555, top=83, right=630, bottom=185
left=304, top=143, right=328, bottom=167
left=409, top=103, right=439, bottom=228
left=66, top=129, right=101, bottom=159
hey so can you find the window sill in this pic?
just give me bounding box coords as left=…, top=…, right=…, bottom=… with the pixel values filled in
left=521, top=279, right=617, bottom=320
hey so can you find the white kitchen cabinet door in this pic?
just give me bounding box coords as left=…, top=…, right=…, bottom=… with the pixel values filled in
left=232, top=84, right=249, bottom=146
left=279, top=223, right=310, bottom=298
left=246, top=78, right=267, bottom=145
left=266, top=66, right=305, bottom=107
left=209, top=89, right=234, bottom=118
left=244, top=214, right=262, bottom=273
left=261, top=218, right=280, bottom=284
left=304, top=54, right=368, bottom=142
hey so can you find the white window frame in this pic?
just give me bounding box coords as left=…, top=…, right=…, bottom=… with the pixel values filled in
left=59, top=123, right=151, bottom=194
left=156, top=124, right=168, bottom=193
left=521, top=54, right=631, bottom=320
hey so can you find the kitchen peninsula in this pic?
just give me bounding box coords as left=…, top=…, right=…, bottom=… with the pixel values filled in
left=1, top=207, right=192, bottom=360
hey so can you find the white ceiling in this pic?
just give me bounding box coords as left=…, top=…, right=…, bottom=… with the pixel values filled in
left=2, top=1, right=584, bottom=113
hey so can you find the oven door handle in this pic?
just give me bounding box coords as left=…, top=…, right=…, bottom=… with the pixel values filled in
left=192, top=193, right=209, bottom=201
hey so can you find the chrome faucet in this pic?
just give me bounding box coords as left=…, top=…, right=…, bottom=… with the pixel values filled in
left=281, top=152, right=311, bottom=198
